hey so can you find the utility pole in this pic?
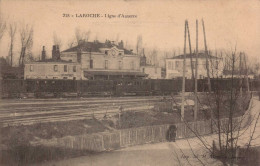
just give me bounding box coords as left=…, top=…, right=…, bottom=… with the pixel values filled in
left=202, top=19, right=213, bottom=132
left=194, top=20, right=199, bottom=121
left=186, top=21, right=194, bottom=81
left=119, top=106, right=123, bottom=128
left=239, top=52, right=243, bottom=97
left=202, top=19, right=211, bottom=92
left=181, top=20, right=187, bottom=122
left=244, top=52, right=250, bottom=92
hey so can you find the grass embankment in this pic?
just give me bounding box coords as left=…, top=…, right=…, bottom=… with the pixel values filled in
left=116, top=93, right=251, bottom=129
left=0, top=119, right=109, bottom=165
left=0, top=93, right=251, bottom=165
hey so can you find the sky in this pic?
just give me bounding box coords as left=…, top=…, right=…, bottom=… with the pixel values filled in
left=0, top=0, right=259, bottom=65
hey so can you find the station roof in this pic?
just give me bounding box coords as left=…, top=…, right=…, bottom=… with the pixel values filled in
left=84, top=70, right=147, bottom=77
left=27, top=59, right=77, bottom=64
left=167, top=53, right=220, bottom=59
left=62, top=41, right=134, bottom=55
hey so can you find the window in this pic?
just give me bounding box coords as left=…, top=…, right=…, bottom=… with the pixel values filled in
left=119, top=61, right=122, bottom=70
left=30, top=65, right=33, bottom=72
left=168, top=62, right=172, bottom=70
left=54, top=65, right=58, bottom=72
left=90, top=60, right=93, bottom=69
left=175, top=61, right=180, bottom=69
left=105, top=50, right=108, bottom=55
left=155, top=68, right=157, bottom=74
left=191, top=61, right=195, bottom=69
left=64, top=65, right=67, bottom=72
left=215, top=61, right=219, bottom=70
left=73, top=66, right=76, bottom=72
left=142, top=68, right=145, bottom=73
left=204, top=62, right=207, bottom=70
left=105, top=60, right=108, bottom=69
left=131, top=61, right=135, bottom=70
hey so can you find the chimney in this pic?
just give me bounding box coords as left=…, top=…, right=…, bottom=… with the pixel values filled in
left=52, top=45, right=60, bottom=60
left=77, top=48, right=82, bottom=63
left=42, top=46, right=46, bottom=61
left=118, top=40, right=124, bottom=49
left=78, top=40, right=84, bottom=46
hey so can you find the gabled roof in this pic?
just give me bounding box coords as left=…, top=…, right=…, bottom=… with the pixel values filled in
left=169, top=53, right=220, bottom=59
left=27, top=59, right=76, bottom=64
left=62, top=41, right=134, bottom=55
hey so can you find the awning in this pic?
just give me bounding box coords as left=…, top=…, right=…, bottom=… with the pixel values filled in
left=84, top=70, right=147, bottom=77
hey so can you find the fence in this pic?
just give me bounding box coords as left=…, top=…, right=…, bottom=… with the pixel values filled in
left=35, top=112, right=250, bottom=152
left=33, top=97, right=253, bottom=152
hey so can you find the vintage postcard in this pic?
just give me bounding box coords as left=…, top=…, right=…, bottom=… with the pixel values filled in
left=0, top=0, right=260, bottom=165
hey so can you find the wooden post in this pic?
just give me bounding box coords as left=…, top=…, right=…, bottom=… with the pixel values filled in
left=194, top=20, right=198, bottom=121
left=118, top=106, right=122, bottom=129
left=202, top=19, right=211, bottom=92
left=181, top=20, right=187, bottom=122
left=202, top=19, right=213, bottom=132
left=244, top=53, right=250, bottom=92
left=186, top=21, right=194, bottom=80
left=239, top=52, right=243, bottom=97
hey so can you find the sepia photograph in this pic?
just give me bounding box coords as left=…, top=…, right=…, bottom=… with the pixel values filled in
left=0, top=0, right=260, bottom=165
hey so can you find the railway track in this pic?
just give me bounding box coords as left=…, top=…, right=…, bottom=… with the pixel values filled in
left=0, top=96, right=172, bottom=126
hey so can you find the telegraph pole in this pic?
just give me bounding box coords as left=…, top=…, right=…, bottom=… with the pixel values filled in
left=194, top=20, right=199, bottom=121
left=202, top=19, right=213, bottom=132
left=244, top=52, right=250, bottom=92
left=239, top=52, right=243, bottom=97
left=181, top=20, right=187, bottom=122
left=186, top=21, right=194, bottom=81
left=202, top=19, right=211, bottom=92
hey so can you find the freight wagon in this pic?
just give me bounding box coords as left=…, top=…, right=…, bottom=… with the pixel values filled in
left=0, top=78, right=259, bottom=98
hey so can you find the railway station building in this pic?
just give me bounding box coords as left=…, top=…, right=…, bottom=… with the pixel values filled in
left=24, top=46, right=82, bottom=80
left=60, top=40, right=146, bottom=80
left=166, top=53, right=224, bottom=79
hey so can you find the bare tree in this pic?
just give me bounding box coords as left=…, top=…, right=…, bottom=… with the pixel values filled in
left=67, top=37, right=76, bottom=49
left=8, top=23, right=17, bottom=67
left=0, top=13, right=6, bottom=43
left=136, top=35, right=142, bottom=55
left=173, top=49, right=258, bottom=166
left=75, top=27, right=91, bottom=45
left=115, top=33, right=120, bottom=43
left=169, top=20, right=259, bottom=166
left=19, top=24, right=33, bottom=66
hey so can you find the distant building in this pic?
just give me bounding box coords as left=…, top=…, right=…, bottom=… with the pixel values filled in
left=141, top=65, right=162, bottom=79
left=0, top=57, right=24, bottom=79
left=140, top=49, right=162, bottom=79
left=166, top=53, right=224, bottom=79
left=60, top=40, right=146, bottom=80
left=24, top=46, right=81, bottom=80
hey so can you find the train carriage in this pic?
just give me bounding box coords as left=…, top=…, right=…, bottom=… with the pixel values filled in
left=115, top=79, right=152, bottom=96
left=78, top=80, right=114, bottom=97
left=0, top=79, right=26, bottom=98
left=0, top=78, right=259, bottom=98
